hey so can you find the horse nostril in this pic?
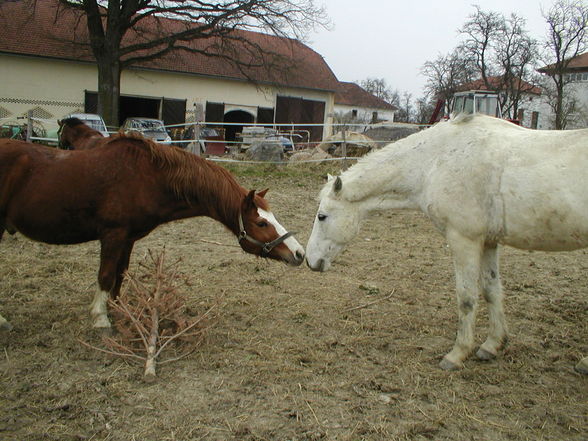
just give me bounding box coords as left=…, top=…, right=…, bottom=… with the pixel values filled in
left=296, top=250, right=304, bottom=261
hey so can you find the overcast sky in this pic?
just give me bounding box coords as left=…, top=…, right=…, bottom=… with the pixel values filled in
left=308, top=0, right=552, bottom=98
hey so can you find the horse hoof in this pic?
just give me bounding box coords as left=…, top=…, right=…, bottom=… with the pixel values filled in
left=0, top=320, right=14, bottom=332
left=95, top=326, right=114, bottom=337
left=574, top=359, right=588, bottom=375
left=439, top=357, right=463, bottom=371
left=476, top=348, right=496, bottom=361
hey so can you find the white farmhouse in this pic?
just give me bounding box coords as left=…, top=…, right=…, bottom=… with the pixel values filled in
left=0, top=0, right=341, bottom=142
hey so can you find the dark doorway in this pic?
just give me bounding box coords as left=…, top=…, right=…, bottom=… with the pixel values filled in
left=224, top=110, right=254, bottom=142
left=84, top=92, right=186, bottom=128
left=275, top=96, right=325, bottom=142
left=119, top=96, right=159, bottom=126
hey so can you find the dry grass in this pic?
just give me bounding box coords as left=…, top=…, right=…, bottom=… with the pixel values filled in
left=0, top=163, right=587, bottom=440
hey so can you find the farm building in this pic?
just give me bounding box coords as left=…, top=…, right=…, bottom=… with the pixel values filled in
left=538, top=51, right=588, bottom=129
left=0, top=0, right=341, bottom=142
left=333, top=81, right=397, bottom=125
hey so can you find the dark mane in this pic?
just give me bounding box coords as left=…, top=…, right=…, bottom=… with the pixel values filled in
left=60, top=117, right=86, bottom=128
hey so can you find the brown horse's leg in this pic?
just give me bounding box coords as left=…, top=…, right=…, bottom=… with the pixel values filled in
left=111, top=241, right=135, bottom=299
left=90, top=231, right=129, bottom=329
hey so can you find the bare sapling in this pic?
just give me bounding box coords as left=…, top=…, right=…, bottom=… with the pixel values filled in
left=81, top=249, right=217, bottom=382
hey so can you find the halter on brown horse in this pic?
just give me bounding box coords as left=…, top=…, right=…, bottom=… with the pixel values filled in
left=0, top=135, right=304, bottom=331
left=58, top=117, right=107, bottom=150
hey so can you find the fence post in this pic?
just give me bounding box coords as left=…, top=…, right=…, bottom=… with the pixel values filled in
left=341, top=124, right=348, bottom=170
left=26, top=110, right=33, bottom=143
left=193, top=121, right=201, bottom=156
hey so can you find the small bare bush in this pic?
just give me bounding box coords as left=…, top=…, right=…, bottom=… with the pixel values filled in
left=82, top=249, right=217, bottom=382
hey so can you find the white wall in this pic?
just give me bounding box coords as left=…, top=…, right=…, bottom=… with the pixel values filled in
left=0, top=53, right=335, bottom=138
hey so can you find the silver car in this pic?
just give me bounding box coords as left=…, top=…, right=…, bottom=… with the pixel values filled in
left=65, top=113, right=109, bottom=137
left=121, top=117, right=172, bottom=144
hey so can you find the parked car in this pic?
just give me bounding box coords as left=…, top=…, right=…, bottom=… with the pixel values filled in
left=121, top=117, right=172, bottom=144
left=64, top=113, right=109, bottom=137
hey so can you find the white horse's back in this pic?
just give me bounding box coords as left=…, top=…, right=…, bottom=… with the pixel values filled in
left=409, top=115, right=588, bottom=252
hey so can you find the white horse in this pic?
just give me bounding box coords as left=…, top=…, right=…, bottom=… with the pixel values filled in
left=306, top=114, right=588, bottom=373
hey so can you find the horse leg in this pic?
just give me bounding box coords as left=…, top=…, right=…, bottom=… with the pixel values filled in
left=476, top=245, right=508, bottom=361
left=90, top=232, right=128, bottom=329
left=111, top=241, right=134, bottom=300
left=440, top=230, right=484, bottom=371
left=575, top=357, right=588, bottom=375
left=0, top=312, right=13, bottom=331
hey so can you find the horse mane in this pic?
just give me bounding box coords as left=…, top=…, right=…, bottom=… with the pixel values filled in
left=104, top=132, right=269, bottom=212
left=60, top=117, right=86, bottom=128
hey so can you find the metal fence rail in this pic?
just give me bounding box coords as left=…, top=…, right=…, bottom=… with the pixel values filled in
left=1, top=112, right=429, bottom=166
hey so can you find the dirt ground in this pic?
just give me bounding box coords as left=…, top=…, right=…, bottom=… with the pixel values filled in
left=1, top=162, right=586, bottom=441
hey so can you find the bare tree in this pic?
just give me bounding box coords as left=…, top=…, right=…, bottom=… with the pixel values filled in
left=539, top=0, right=588, bottom=129
left=459, top=6, right=504, bottom=88
left=19, top=0, right=328, bottom=126
left=358, top=78, right=394, bottom=103
left=392, top=91, right=413, bottom=123
left=494, top=14, right=539, bottom=119
left=458, top=6, right=539, bottom=119
left=421, top=49, right=477, bottom=114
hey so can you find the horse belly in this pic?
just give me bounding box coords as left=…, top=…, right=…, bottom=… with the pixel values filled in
left=7, top=198, right=99, bottom=245
left=501, top=198, right=588, bottom=251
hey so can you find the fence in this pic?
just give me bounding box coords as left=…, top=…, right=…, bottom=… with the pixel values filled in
left=0, top=112, right=430, bottom=167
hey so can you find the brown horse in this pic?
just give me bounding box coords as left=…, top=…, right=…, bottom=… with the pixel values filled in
left=58, top=117, right=107, bottom=150
left=0, top=135, right=304, bottom=331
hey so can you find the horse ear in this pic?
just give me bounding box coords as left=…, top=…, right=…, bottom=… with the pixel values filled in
left=243, top=190, right=257, bottom=210
left=333, top=176, right=343, bottom=193
left=257, top=188, right=269, bottom=199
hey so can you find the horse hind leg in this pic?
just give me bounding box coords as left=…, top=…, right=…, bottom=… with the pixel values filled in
left=476, top=244, right=508, bottom=361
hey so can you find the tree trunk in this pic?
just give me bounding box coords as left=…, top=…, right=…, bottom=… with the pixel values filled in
left=97, top=59, right=122, bottom=127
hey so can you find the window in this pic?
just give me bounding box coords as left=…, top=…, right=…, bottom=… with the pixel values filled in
left=531, top=111, right=539, bottom=129
left=352, top=109, right=358, bottom=118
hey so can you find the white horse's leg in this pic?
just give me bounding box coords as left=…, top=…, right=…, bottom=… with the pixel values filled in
left=477, top=245, right=508, bottom=360
left=90, top=289, right=111, bottom=329
left=440, top=230, right=483, bottom=370
left=0, top=312, right=13, bottom=331
left=575, top=357, right=588, bottom=375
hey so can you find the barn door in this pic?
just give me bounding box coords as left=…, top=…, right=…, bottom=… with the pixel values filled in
left=84, top=91, right=98, bottom=114
left=162, top=98, right=186, bottom=126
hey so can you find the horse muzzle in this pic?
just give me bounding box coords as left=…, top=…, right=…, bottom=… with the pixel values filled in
left=306, top=257, right=328, bottom=272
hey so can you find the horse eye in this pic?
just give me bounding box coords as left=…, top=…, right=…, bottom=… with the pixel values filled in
left=257, top=221, right=268, bottom=227
left=317, top=214, right=327, bottom=221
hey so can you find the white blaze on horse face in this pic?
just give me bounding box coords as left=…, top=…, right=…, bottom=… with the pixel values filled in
left=258, top=208, right=305, bottom=260
left=306, top=194, right=361, bottom=272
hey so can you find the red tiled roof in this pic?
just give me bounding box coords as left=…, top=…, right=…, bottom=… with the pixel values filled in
left=538, top=51, right=588, bottom=73
left=0, top=0, right=340, bottom=92
left=334, top=82, right=397, bottom=111
left=457, top=76, right=541, bottom=95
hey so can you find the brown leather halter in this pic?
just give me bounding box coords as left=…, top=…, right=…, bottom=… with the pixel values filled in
left=237, top=213, right=295, bottom=257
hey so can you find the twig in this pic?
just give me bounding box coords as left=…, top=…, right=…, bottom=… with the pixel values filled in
left=345, top=289, right=396, bottom=312
left=155, top=304, right=217, bottom=358
left=197, top=239, right=240, bottom=248
left=78, top=339, right=145, bottom=362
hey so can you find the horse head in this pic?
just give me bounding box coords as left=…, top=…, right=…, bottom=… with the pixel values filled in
left=306, top=175, right=362, bottom=272
left=238, top=189, right=305, bottom=266
left=58, top=117, right=104, bottom=150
